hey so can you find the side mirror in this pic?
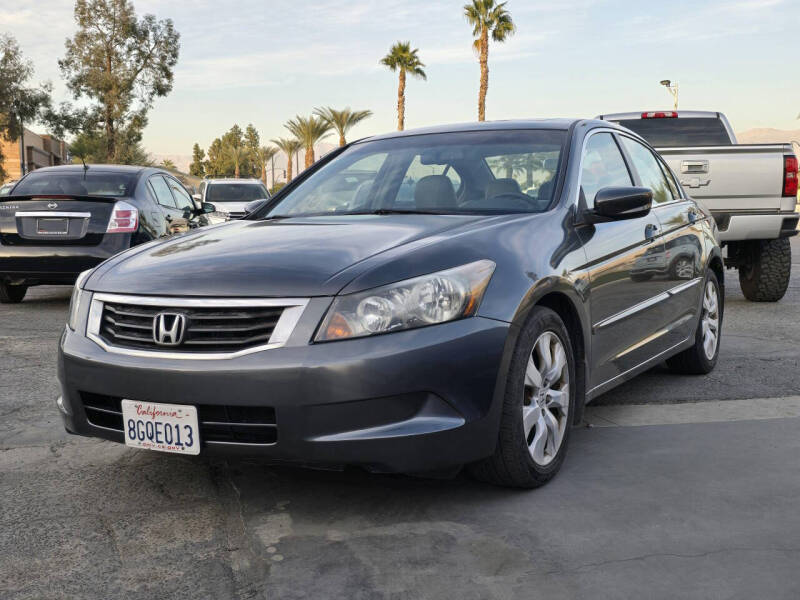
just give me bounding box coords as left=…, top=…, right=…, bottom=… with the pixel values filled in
left=244, top=198, right=268, bottom=215
left=192, top=193, right=202, bottom=202
left=592, top=186, right=652, bottom=221
left=201, top=202, right=216, bottom=214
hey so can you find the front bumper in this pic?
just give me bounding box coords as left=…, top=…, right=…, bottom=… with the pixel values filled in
left=57, top=315, right=511, bottom=473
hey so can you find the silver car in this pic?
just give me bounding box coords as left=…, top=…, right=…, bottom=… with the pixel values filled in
left=194, top=178, right=270, bottom=219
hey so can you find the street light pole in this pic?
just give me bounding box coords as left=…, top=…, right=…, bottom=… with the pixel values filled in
left=660, top=80, right=679, bottom=111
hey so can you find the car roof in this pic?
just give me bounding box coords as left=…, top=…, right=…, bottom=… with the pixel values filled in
left=30, top=164, right=150, bottom=175
left=360, top=119, right=580, bottom=143
left=204, top=178, right=264, bottom=184
left=597, top=110, right=721, bottom=120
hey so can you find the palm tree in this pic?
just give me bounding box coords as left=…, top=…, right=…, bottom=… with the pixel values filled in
left=254, top=145, right=279, bottom=186
left=271, top=137, right=302, bottom=183
left=284, top=116, right=332, bottom=170
left=380, top=42, right=426, bottom=131
left=224, top=142, right=249, bottom=178
left=159, top=158, right=177, bottom=171
left=464, top=0, right=516, bottom=122
left=313, top=106, right=373, bottom=146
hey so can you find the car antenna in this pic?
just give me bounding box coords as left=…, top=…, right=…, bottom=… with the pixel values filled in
left=81, top=157, right=89, bottom=179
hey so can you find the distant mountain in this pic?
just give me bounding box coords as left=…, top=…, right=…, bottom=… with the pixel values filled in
left=736, top=129, right=800, bottom=144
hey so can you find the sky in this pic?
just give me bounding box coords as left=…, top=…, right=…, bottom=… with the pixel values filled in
left=3, top=0, right=799, bottom=159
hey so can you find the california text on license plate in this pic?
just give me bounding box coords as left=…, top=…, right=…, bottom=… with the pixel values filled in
left=121, top=400, right=200, bottom=455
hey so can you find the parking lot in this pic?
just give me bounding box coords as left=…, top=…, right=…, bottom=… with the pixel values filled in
left=1, top=238, right=799, bottom=599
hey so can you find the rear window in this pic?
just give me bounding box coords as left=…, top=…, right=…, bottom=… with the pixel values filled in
left=12, top=171, right=136, bottom=197
left=206, top=183, right=269, bottom=203
left=613, top=118, right=733, bottom=147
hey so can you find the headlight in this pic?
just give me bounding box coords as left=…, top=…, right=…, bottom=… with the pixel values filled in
left=316, top=260, right=495, bottom=342
left=67, top=270, right=92, bottom=331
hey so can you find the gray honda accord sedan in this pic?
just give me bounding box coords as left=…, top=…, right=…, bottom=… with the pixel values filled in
left=57, top=119, right=723, bottom=488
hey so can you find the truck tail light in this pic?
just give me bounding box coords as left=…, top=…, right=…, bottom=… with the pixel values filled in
left=106, top=201, right=139, bottom=233
left=783, top=155, right=798, bottom=197
left=641, top=111, right=678, bottom=119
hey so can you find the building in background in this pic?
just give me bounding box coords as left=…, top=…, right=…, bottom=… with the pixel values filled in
left=0, top=128, right=68, bottom=182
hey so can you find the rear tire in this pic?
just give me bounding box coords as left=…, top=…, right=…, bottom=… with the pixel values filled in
left=470, top=307, right=576, bottom=489
left=667, top=271, right=721, bottom=375
left=0, top=282, right=27, bottom=303
left=738, top=238, right=791, bottom=302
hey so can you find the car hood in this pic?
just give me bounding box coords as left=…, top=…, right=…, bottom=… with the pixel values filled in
left=87, top=214, right=487, bottom=297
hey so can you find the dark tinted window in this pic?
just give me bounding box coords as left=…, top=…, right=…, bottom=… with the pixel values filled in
left=167, top=177, right=195, bottom=211
left=149, top=176, right=177, bottom=208
left=619, top=137, right=673, bottom=204
left=13, top=171, right=136, bottom=197
left=613, top=118, right=732, bottom=147
left=579, top=133, right=632, bottom=208
left=206, top=183, right=269, bottom=203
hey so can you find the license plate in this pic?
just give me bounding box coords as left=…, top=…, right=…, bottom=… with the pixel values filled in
left=37, top=217, right=69, bottom=235
left=121, top=400, right=200, bottom=455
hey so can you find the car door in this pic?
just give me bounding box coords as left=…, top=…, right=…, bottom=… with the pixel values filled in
left=147, top=175, right=186, bottom=236
left=575, top=131, right=667, bottom=389
left=618, top=135, right=705, bottom=349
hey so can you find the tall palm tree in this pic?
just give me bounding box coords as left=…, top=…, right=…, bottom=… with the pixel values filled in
left=464, top=0, right=516, bottom=122
left=285, top=116, right=332, bottom=170
left=313, top=107, right=373, bottom=147
left=271, top=137, right=302, bottom=182
left=224, top=142, right=249, bottom=178
left=380, top=42, right=426, bottom=131
left=254, top=145, right=279, bottom=186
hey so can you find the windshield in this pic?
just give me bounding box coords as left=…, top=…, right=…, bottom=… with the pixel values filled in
left=613, top=118, right=733, bottom=147
left=12, top=171, right=136, bottom=197
left=207, top=183, right=269, bottom=203
left=264, top=130, right=566, bottom=218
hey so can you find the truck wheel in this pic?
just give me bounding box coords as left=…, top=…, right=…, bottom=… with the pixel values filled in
left=738, top=238, right=791, bottom=302
left=469, top=307, right=576, bottom=488
left=0, top=282, right=27, bottom=303
left=667, top=271, right=721, bottom=375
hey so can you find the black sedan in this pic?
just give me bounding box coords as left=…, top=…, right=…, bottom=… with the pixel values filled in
left=0, top=165, right=217, bottom=302
left=57, top=120, right=723, bottom=488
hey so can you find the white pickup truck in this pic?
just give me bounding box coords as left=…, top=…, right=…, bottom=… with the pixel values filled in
left=598, top=110, right=798, bottom=302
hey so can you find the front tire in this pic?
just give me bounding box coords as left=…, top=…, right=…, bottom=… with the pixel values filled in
left=666, top=271, right=721, bottom=375
left=738, top=238, right=791, bottom=302
left=0, top=282, right=27, bottom=303
left=470, top=307, right=576, bottom=489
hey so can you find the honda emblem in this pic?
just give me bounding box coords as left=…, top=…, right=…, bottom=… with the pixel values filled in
left=153, top=313, right=187, bottom=346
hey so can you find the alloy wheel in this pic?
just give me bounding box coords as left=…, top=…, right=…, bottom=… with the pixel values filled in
left=523, top=331, right=570, bottom=466
left=701, top=280, right=719, bottom=360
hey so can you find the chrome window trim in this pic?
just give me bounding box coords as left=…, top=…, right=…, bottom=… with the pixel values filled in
left=86, top=292, right=310, bottom=360
left=593, top=277, right=701, bottom=330
left=14, top=211, right=91, bottom=218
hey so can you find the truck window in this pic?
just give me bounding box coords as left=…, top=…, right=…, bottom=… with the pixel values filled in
left=613, top=118, right=732, bottom=147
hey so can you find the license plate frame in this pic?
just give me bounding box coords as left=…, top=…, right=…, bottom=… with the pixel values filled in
left=36, top=217, right=69, bottom=235
left=121, top=400, right=201, bottom=455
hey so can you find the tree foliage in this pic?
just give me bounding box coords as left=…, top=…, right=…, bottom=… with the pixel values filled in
left=285, top=115, right=332, bottom=169
left=313, top=106, right=372, bottom=146
left=464, top=0, right=515, bottom=121
left=204, top=124, right=263, bottom=178
left=380, top=42, right=426, bottom=131
left=189, top=142, right=205, bottom=177
left=0, top=34, right=53, bottom=180
left=58, top=0, right=180, bottom=162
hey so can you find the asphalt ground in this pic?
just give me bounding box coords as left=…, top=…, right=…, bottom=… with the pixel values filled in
left=1, top=237, right=799, bottom=599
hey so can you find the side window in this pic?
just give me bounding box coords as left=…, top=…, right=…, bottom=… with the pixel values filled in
left=619, top=137, right=673, bottom=204
left=149, top=176, right=178, bottom=209
left=579, top=133, right=632, bottom=207
left=167, top=177, right=195, bottom=212
left=658, top=160, right=681, bottom=199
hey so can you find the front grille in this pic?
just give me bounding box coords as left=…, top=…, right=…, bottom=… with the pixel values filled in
left=81, top=392, right=278, bottom=445
left=99, top=301, right=285, bottom=353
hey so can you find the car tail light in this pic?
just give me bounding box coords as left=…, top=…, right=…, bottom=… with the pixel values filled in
left=106, top=201, right=139, bottom=233
left=783, top=155, right=798, bottom=197
left=641, top=111, right=678, bottom=119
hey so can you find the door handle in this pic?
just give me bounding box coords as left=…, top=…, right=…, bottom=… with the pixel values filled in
left=687, top=209, right=698, bottom=223
left=165, top=214, right=173, bottom=222
left=644, top=223, right=659, bottom=242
